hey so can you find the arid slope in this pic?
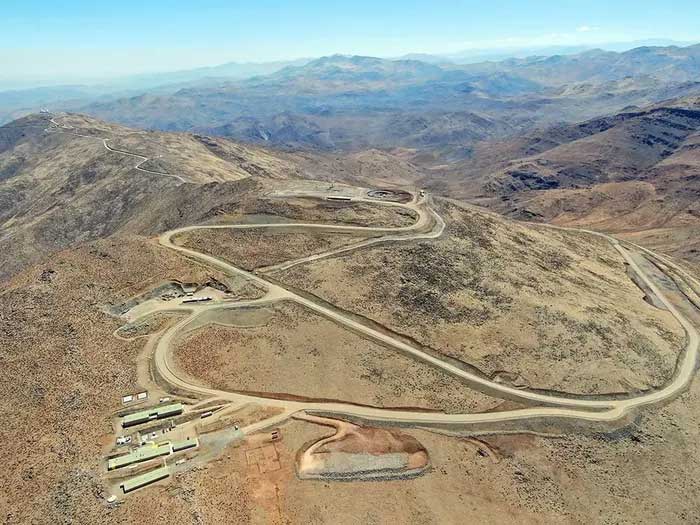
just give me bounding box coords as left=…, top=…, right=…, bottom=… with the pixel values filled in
left=277, top=200, right=684, bottom=395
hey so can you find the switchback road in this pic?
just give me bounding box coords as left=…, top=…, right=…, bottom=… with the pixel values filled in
left=145, top=192, right=700, bottom=433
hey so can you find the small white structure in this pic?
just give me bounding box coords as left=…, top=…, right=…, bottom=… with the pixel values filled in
left=182, top=296, right=212, bottom=304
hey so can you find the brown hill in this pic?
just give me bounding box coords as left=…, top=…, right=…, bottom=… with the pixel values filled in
left=0, top=113, right=422, bottom=279
left=1, top=186, right=696, bottom=524
left=438, top=97, right=700, bottom=269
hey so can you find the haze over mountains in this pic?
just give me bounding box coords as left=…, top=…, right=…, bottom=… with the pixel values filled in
left=5, top=24, right=700, bottom=522
left=0, top=58, right=313, bottom=125
left=3, top=43, right=700, bottom=272
left=3, top=43, right=699, bottom=144
left=78, top=44, right=700, bottom=157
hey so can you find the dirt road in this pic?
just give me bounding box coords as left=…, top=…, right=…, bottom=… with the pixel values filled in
left=46, top=115, right=188, bottom=184
left=146, top=193, right=700, bottom=434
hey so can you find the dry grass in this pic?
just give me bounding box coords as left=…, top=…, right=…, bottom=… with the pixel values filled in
left=279, top=199, right=684, bottom=395
left=175, top=229, right=373, bottom=271
left=173, top=302, right=497, bottom=413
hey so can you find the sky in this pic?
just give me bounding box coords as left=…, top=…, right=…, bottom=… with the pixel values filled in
left=1, top=0, right=699, bottom=86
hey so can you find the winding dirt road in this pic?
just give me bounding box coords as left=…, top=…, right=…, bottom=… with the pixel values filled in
left=46, top=116, right=187, bottom=184
left=46, top=112, right=697, bottom=433
left=145, top=192, right=700, bottom=433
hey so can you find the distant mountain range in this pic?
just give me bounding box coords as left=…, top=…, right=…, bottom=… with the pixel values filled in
left=66, top=44, right=700, bottom=157
left=428, top=93, right=700, bottom=264
left=438, top=38, right=697, bottom=64
left=3, top=43, right=700, bottom=163
left=0, top=58, right=312, bottom=124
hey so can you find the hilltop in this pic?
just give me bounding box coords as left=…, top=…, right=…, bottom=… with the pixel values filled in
left=439, top=96, right=700, bottom=268
left=0, top=113, right=421, bottom=278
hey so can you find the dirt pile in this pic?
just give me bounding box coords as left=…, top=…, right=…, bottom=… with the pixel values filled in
left=295, top=415, right=429, bottom=480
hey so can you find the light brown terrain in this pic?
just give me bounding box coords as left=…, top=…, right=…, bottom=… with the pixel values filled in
left=0, top=235, right=235, bottom=523
left=2, top=110, right=700, bottom=525
left=0, top=113, right=419, bottom=281
left=175, top=229, right=374, bottom=271
left=173, top=301, right=498, bottom=413
left=222, top=194, right=418, bottom=228
left=278, top=200, right=684, bottom=395
left=437, top=96, right=700, bottom=271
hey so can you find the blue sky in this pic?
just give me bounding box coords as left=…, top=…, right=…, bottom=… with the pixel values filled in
left=2, top=0, right=699, bottom=83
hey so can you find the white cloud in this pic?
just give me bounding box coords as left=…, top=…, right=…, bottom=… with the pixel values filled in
left=576, top=25, right=599, bottom=33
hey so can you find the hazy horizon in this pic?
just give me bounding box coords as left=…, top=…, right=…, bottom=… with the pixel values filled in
left=2, top=0, right=700, bottom=89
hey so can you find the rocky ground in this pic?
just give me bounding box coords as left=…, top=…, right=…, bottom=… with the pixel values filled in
left=175, top=229, right=374, bottom=271
left=228, top=194, right=418, bottom=228
left=278, top=199, right=685, bottom=395
left=2, top=112, right=700, bottom=523
left=173, top=301, right=498, bottom=413
left=0, top=234, right=233, bottom=524
left=1, top=202, right=699, bottom=524
left=0, top=114, right=417, bottom=282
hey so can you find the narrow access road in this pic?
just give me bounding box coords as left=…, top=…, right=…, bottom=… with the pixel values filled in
left=46, top=115, right=188, bottom=184
left=147, top=192, right=700, bottom=432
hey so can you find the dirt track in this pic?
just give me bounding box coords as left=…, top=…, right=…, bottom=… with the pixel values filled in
left=46, top=115, right=188, bottom=183
left=140, top=191, right=700, bottom=434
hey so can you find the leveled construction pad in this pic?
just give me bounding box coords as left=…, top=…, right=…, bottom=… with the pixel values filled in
left=238, top=193, right=418, bottom=228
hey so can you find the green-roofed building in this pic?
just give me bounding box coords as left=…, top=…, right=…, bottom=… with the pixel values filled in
left=120, top=466, right=170, bottom=493
left=172, top=437, right=199, bottom=452
left=108, top=442, right=172, bottom=470
left=121, top=403, right=183, bottom=428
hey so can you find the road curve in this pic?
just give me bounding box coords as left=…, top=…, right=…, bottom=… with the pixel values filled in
left=37, top=114, right=698, bottom=432
left=46, top=115, right=187, bottom=184
left=147, top=193, right=700, bottom=432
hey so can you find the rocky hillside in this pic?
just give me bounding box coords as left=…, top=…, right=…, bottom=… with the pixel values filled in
left=1, top=186, right=695, bottom=524
left=275, top=199, right=684, bottom=395
left=435, top=96, right=700, bottom=268
left=80, top=47, right=700, bottom=155
left=0, top=113, right=422, bottom=280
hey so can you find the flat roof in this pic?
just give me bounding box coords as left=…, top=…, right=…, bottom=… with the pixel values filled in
left=157, top=403, right=183, bottom=416
left=172, top=437, right=198, bottom=452
left=120, top=466, right=169, bottom=493
left=108, top=442, right=171, bottom=470
left=121, top=403, right=183, bottom=427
